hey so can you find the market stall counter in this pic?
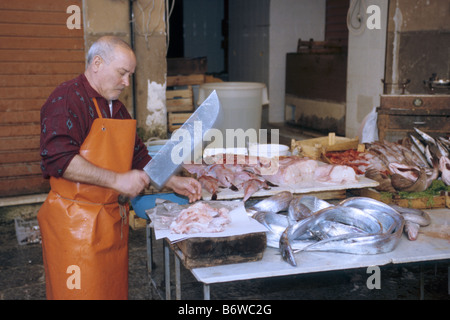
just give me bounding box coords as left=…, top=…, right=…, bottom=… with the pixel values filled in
left=152, top=204, right=449, bottom=300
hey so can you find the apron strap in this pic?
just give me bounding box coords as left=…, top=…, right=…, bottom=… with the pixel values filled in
left=92, top=97, right=103, bottom=119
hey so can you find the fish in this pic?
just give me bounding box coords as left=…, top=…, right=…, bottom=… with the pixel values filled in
left=439, top=156, right=450, bottom=185
left=279, top=198, right=403, bottom=266
left=414, top=127, right=436, bottom=146
left=198, top=175, right=219, bottom=200
left=248, top=191, right=293, bottom=213
left=242, top=179, right=270, bottom=202
left=183, top=157, right=275, bottom=200
left=388, top=204, right=431, bottom=227
left=390, top=157, right=439, bottom=192
left=169, top=202, right=231, bottom=234
left=314, top=164, right=358, bottom=184
left=288, top=195, right=332, bottom=224
left=364, top=168, right=396, bottom=193
left=403, top=221, right=421, bottom=241
left=436, top=139, right=449, bottom=158
left=401, top=136, right=429, bottom=168
left=389, top=162, right=420, bottom=182
left=252, top=211, right=289, bottom=248
left=388, top=204, right=431, bottom=241
left=410, top=134, right=426, bottom=155
left=438, top=137, right=450, bottom=151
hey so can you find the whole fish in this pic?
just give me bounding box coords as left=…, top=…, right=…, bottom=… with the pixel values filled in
left=439, top=156, right=450, bottom=185
left=312, top=220, right=368, bottom=239
left=390, top=159, right=438, bottom=192
left=249, top=191, right=293, bottom=213
left=252, top=211, right=289, bottom=247
left=388, top=204, right=431, bottom=227
left=414, top=127, right=436, bottom=146
left=438, top=137, right=450, bottom=151
left=288, top=196, right=332, bottom=224
left=409, top=142, right=430, bottom=168
left=436, top=139, right=449, bottom=159
left=242, top=179, right=270, bottom=202
left=198, top=175, right=219, bottom=200
left=388, top=204, right=431, bottom=241
left=339, top=197, right=403, bottom=233
left=388, top=163, right=419, bottom=181
left=410, top=134, right=426, bottom=155
left=279, top=200, right=398, bottom=266
left=403, top=221, right=421, bottom=241
left=302, top=198, right=404, bottom=255
left=364, top=168, right=396, bottom=193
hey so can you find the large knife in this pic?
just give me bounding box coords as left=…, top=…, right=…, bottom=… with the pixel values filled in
left=119, top=90, right=222, bottom=204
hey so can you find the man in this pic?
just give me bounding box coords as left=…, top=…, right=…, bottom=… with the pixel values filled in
left=38, top=36, right=201, bottom=299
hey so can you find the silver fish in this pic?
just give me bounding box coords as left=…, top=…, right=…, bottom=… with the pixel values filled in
left=404, top=221, right=420, bottom=241
left=409, top=142, right=430, bottom=168
left=312, top=220, right=367, bottom=239
left=414, top=127, right=436, bottom=146
left=388, top=204, right=431, bottom=227
left=249, top=191, right=293, bottom=213
left=410, top=134, right=426, bottom=155
left=438, top=137, right=450, bottom=151
left=436, top=139, right=449, bottom=159
left=279, top=201, right=395, bottom=266
left=252, top=211, right=289, bottom=248
left=288, top=196, right=332, bottom=224
left=388, top=204, right=431, bottom=240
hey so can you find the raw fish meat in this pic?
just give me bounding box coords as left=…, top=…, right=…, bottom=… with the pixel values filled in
left=170, top=202, right=231, bottom=234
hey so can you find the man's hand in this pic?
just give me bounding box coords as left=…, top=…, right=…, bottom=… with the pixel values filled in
left=113, top=170, right=150, bottom=198
left=165, top=175, right=202, bottom=203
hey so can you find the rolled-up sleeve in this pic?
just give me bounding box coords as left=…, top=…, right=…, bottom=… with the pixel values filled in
left=40, top=88, right=87, bottom=179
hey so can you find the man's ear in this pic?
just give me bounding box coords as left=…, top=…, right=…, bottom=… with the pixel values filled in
left=91, top=55, right=103, bottom=72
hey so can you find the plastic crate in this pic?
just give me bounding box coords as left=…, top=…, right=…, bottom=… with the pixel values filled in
left=131, top=193, right=189, bottom=219
left=14, top=217, right=41, bottom=245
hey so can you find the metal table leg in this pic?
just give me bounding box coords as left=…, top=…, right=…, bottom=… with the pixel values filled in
left=420, top=265, right=424, bottom=300
left=146, top=222, right=153, bottom=275
left=448, top=265, right=449, bottom=295
left=203, top=284, right=210, bottom=300
left=164, top=241, right=171, bottom=300
left=175, top=255, right=181, bottom=300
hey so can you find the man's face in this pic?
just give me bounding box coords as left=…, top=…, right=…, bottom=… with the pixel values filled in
left=95, top=46, right=136, bottom=101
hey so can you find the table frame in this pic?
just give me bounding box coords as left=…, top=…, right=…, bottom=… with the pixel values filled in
left=146, top=209, right=450, bottom=300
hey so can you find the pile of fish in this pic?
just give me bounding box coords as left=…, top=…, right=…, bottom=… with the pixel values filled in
left=183, top=154, right=358, bottom=201
left=363, top=128, right=450, bottom=192
left=249, top=191, right=431, bottom=266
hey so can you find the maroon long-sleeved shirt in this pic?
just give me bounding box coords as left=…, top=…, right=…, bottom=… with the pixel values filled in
left=40, top=74, right=150, bottom=179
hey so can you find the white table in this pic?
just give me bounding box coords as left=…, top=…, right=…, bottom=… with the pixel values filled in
left=164, top=208, right=450, bottom=300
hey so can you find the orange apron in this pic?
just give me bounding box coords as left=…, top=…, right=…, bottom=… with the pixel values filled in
left=38, top=98, right=136, bottom=300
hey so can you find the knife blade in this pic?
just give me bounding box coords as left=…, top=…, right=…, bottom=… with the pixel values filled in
left=118, top=90, right=221, bottom=205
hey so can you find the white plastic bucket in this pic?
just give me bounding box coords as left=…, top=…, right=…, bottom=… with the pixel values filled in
left=198, top=82, right=269, bottom=134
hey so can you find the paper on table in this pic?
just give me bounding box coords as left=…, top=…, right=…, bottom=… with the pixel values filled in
left=147, top=201, right=268, bottom=243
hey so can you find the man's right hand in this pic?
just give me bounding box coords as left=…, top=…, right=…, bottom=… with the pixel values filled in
left=113, top=169, right=150, bottom=198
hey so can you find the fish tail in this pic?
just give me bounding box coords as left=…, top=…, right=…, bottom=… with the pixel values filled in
left=279, top=230, right=297, bottom=266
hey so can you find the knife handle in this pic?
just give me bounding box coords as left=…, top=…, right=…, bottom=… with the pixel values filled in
left=118, top=194, right=129, bottom=206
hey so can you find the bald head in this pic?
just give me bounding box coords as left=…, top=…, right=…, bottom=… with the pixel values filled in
left=85, top=36, right=136, bottom=101
left=87, top=36, right=134, bottom=66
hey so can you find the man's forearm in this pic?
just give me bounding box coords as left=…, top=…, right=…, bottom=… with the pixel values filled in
left=63, top=154, right=117, bottom=190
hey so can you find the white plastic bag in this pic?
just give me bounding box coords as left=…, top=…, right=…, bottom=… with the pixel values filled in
left=359, top=106, right=379, bottom=143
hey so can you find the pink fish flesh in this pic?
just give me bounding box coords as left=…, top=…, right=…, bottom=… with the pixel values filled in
left=170, top=202, right=231, bottom=234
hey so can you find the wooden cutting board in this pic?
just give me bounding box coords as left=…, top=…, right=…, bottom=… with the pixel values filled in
left=174, top=232, right=267, bottom=269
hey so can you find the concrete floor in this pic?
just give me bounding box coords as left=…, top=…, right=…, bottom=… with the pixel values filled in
left=0, top=203, right=449, bottom=300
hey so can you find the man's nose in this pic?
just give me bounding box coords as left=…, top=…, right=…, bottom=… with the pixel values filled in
left=122, top=75, right=130, bottom=87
